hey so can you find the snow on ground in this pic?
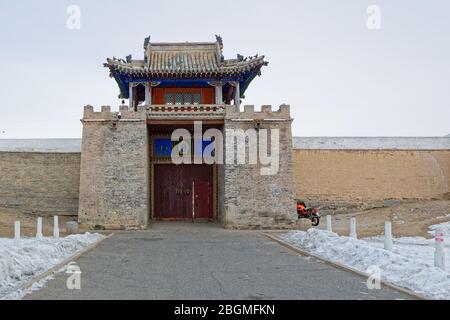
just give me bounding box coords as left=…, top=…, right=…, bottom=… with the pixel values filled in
left=281, top=227, right=450, bottom=300
left=428, top=221, right=450, bottom=239
left=6, top=274, right=57, bottom=300
left=0, top=233, right=104, bottom=299
left=363, top=221, right=450, bottom=270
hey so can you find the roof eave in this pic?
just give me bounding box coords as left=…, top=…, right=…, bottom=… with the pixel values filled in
left=104, top=57, right=268, bottom=99
left=105, top=64, right=129, bottom=99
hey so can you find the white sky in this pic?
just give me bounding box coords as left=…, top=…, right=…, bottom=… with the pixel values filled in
left=0, top=0, right=449, bottom=138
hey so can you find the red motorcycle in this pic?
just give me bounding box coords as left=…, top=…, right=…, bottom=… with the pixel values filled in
left=296, top=200, right=320, bottom=226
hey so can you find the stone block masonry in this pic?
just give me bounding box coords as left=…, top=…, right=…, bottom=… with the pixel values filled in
left=222, top=105, right=297, bottom=229
left=1, top=135, right=449, bottom=228
left=78, top=105, right=149, bottom=230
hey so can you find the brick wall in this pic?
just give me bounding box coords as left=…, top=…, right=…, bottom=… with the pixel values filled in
left=223, top=105, right=297, bottom=229
left=2, top=135, right=448, bottom=226
left=0, top=152, right=80, bottom=215
left=78, top=105, right=149, bottom=230
left=293, top=149, right=450, bottom=204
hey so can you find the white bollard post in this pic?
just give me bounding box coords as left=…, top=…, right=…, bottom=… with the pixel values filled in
left=350, top=217, right=357, bottom=239
left=36, top=217, right=43, bottom=239
left=14, top=221, right=21, bottom=246
left=53, top=216, right=60, bottom=238
left=326, top=215, right=332, bottom=232
left=384, top=221, right=393, bottom=251
left=434, top=227, right=446, bottom=271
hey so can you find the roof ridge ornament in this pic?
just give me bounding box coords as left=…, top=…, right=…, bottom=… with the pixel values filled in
left=215, top=34, right=223, bottom=48
left=144, top=35, right=151, bottom=49
left=144, top=35, right=151, bottom=63
left=104, top=36, right=268, bottom=99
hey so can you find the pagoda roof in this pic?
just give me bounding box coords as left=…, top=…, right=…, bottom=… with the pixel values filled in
left=106, top=43, right=267, bottom=77
left=104, top=36, right=268, bottom=98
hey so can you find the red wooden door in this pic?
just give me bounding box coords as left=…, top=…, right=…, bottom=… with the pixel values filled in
left=154, top=164, right=213, bottom=220
left=194, top=181, right=212, bottom=220
left=154, top=165, right=189, bottom=219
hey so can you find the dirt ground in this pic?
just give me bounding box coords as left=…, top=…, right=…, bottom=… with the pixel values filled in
left=297, top=199, right=450, bottom=239
left=0, top=208, right=75, bottom=238
left=1, top=199, right=449, bottom=239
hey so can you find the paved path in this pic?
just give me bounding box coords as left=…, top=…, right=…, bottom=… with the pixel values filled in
left=26, top=223, right=413, bottom=300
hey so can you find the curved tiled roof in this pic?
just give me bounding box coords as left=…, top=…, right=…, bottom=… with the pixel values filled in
left=106, top=56, right=266, bottom=77
left=105, top=40, right=267, bottom=77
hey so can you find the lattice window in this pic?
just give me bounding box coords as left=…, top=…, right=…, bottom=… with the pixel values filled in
left=175, top=93, right=183, bottom=105
left=164, top=92, right=203, bottom=105
left=183, top=93, right=193, bottom=104
left=164, top=93, right=174, bottom=105
left=193, top=93, right=201, bottom=104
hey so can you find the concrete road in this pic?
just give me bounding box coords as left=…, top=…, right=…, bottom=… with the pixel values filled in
left=26, top=222, right=413, bottom=300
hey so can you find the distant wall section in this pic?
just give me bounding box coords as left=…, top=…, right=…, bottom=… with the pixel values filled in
left=293, top=137, right=450, bottom=209
left=0, top=150, right=81, bottom=215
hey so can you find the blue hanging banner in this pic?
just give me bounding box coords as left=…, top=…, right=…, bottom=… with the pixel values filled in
left=154, top=138, right=172, bottom=157
left=194, top=138, right=213, bottom=157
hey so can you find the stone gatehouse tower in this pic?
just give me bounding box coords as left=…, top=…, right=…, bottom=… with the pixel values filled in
left=78, top=36, right=296, bottom=230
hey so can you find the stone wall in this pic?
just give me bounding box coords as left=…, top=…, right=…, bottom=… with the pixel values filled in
left=2, top=134, right=449, bottom=227
left=223, top=105, right=297, bottom=229
left=293, top=149, right=450, bottom=211
left=78, top=105, right=149, bottom=230
left=0, top=152, right=80, bottom=215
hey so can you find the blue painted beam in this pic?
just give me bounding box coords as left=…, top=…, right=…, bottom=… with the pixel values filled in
left=110, top=70, right=260, bottom=99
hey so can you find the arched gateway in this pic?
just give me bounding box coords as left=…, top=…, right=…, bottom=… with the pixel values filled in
left=78, top=36, right=296, bottom=230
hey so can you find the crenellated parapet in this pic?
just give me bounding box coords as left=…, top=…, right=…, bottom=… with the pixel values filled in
left=82, top=104, right=292, bottom=122
left=225, top=104, right=292, bottom=121
left=82, top=105, right=146, bottom=122
left=223, top=103, right=296, bottom=229
left=79, top=104, right=149, bottom=230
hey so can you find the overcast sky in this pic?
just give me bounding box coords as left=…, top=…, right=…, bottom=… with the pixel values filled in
left=0, top=0, right=449, bottom=138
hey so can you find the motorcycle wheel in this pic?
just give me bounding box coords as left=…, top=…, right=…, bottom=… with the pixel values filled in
left=311, top=217, right=320, bottom=227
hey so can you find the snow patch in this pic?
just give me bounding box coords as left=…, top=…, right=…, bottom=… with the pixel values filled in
left=281, top=229, right=450, bottom=300
left=428, top=221, right=450, bottom=238
left=292, top=136, right=450, bottom=150
left=0, top=233, right=104, bottom=299
left=0, top=139, right=81, bottom=153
